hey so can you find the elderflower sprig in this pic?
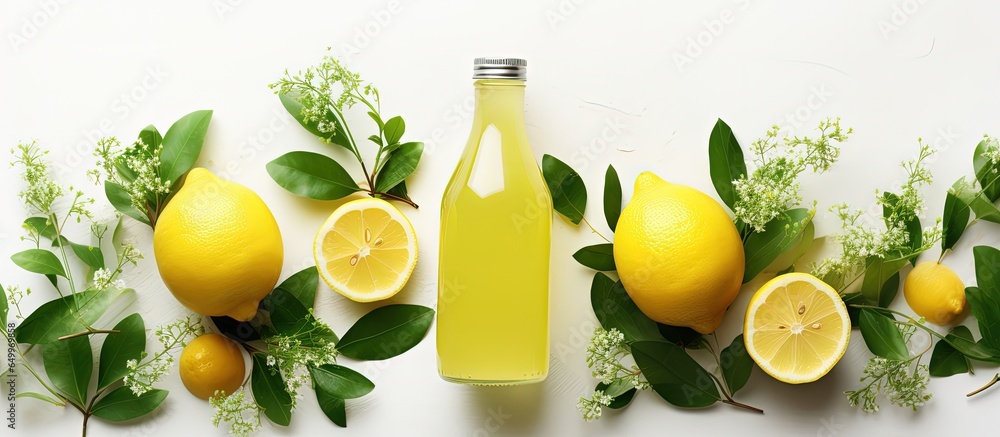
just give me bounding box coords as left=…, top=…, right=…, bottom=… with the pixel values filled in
left=90, top=136, right=172, bottom=225
left=262, top=315, right=339, bottom=407
left=211, top=387, right=262, bottom=437
left=813, top=142, right=942, bottom=285
left=12, top=142, right=94, bottom=221
left=269, top=54, right=370, bottom=135
left=733, top=118, right=852, bottom=232
left=577, top=328, right=649, bottom=421
left=123, top=315, right=204, bottom=396
left=4, top=285, right=30, bottom=319
left=846, top=324, right=931, bottom=412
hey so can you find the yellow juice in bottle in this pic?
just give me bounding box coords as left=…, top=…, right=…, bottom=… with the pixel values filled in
left=437, top=58, right=551, bottom=385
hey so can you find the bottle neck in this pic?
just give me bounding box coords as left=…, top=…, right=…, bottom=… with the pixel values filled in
left=473, top=79, right=526, bottom=125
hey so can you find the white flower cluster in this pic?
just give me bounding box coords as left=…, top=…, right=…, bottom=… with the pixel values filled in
left=210, top=387, right=262, bottom=437
left=577, top=328, right=649, bottom=421
left=11, top=142, right=62, bottom=215
left=264, top=329, right=340, bottom=408
left=4, top=285, right=30, bottom=319
left=92, top=268, right=126, bottom=291
left=92, top=137, right=171, bottom=216
left=577, top=390, right=614, bottom=422
left=845, top=356, right=931, bottom=413
left=123, top=315, right=204, bottom=396
left=269, top=52, right=372, bottom=141
left=981, top=135, right=1000, bottom=167
left=813, top=143, right=941, bottom=283
left=733, top=119, right=851, bottom=232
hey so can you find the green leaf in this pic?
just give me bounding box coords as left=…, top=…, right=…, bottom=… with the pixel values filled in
left=860, top=255, right=909, bottom=307
left=383, top=116, right=405, bottom=146
left=941, top=191, right=971, bottom=252
left=374, top=142, right=423, bottom=193
left=315, top=388, right=347, bottom=427
left=69, top=242, right=104, bottom=271
left=211, top=316, right=261, bottom=343
left=603, top=165, right=622, bottom=231
left=708, top=118, right=747, bottom=210
left=742, top=208, right=812, bottom=283
left=542, top=154, right=587, bottom=225
left=0, top=284, right=6, bottom=330
left=275, top=266, right=319, bottom=311
left=572, top=244, right=616, bottom=271
left=15, top=288, right=127, bottom=344
left=17, top=391, right=64, bottom=406
left=42, top=336, right=92, bottom=406
left=929, top=325, right=973, bottom=377
left=881, top=192, right=923, bottom=265
left=384, top=180, right=411, bottom=203
left=138, top=125, right=163, bottom=150
left=631, top=341, right=720, bottom=408
left=251, top=354, right=293, bottom=426
left=266, top=288, right=311, bottom=336
left=23, top=217, right=57, bottom=240
left=98, top=313, right=146, bottom=389
left=105, top=181, right=150, bottom=226
left=656, top=324, right=704, bottom=349
left=974, top=138, right=1000, bottom=202
left=596, top=381, right=636, bottom=409
left=367, top=111, right=384, bottom=130
left=877, top=272, right=901, bottom=309
left=11, top=248, right=65, bottom=277
left=266, top=151, right=361, bottom=200
left=720, top=334, right=753, bottom=395
left=591, top=273, right=660, bottom=342
left=91, top=387, right=168, bottom=422
left=952, top=177, right=1000, bottom=224
left=278, top=92, right=353, bottom=152
left=842, top=292, right=865, bottom=327
left=337, top=304, right=434, bottom=360
left=858, top=309, right=908, bottom=360
left=308, top=364, right=375, bottom=399
left=971, top=245, right=1000, bottom=349
left=159, top=109, right=213, bottom=186
left=367, top=135, right=383, bottom=146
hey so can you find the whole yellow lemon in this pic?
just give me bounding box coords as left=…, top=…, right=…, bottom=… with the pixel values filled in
left=614, top=172, right=745, bottom=334
left=153, top=168, right=283, bottom=321
left=903, top=262, right=965, bottom=325
left=179, top=333, right=246, bottom=400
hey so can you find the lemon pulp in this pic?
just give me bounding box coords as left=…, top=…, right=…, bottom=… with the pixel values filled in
left=744, top=273, right=850, bottom=384
left=314, top=198, right=417, bottom=302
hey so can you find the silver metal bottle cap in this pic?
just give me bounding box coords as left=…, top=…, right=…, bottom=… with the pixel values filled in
left=473, top=57, right=527, bottom=80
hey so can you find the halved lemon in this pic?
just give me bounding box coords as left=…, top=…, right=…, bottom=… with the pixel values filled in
left=743, top=272, right=850, bottom=384
left=313, top=198, right=417, bottom=302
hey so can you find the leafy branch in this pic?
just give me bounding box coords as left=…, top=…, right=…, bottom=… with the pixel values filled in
left=207, top=266, right=434, bottom=433
left=6, top=144, right=196, bottom=436
left=267, top=53, right=422, bottom=208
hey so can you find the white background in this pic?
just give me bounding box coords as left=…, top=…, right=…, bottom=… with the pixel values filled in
left=2, top=1, right=1000, bottom=436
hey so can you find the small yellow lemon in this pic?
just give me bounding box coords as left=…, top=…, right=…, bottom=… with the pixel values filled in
left=314, top=198, right=417, bottom=302
left=903, top=262, right=966, bottom=325
left=614, top=172, right=745, bottom=334
left=153, top=168, right=283, bottom=321
left=744, top=273, right=850, bottom=384
left=179, top=333, right=246, bottom=400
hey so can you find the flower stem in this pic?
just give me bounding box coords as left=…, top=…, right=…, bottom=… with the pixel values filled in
left=581, top=217, right=613, bottom=244
left=721, top=399, right=764, bottom=414
left=967, top=373, right=1000, bottom=398
left=373, top=190, right=419, bottom=209
left=58, top=329, right=120, bottom=341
